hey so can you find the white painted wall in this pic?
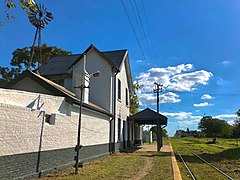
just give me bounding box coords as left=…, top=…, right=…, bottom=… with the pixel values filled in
left=0, top=88, right=110, bottom=156
left=115, top=56, right=130, bottom=142
left=0, top=88, right=68, bottom=115
left=72, top=49, right=113, bottom=112
left=64, top=78, right=72, bottom=92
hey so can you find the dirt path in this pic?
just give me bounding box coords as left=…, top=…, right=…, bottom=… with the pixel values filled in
left=131, top=145, right=156, bottom=180
left=131, top=144, right=182, bottom=180
left=132, top=152, right=154, bottom=180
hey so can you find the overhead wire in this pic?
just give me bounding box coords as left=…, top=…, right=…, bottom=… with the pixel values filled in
left=140, top=0, right=157, bottom=66
left=120, top=0, right=146, bottom=59
left=133, top=0, right=155, bottom=66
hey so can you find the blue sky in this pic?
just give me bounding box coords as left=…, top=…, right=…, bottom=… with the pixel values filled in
left=1, top=0, right=240, bottom=136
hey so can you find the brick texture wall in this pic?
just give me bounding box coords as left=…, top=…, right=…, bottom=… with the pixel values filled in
left=0, top=89, right=111, bottom=179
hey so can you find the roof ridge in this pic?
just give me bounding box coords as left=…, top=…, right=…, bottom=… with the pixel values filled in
left=102, top=49, right=127, bottom=53
left=54, top=54, right=82, bottom=57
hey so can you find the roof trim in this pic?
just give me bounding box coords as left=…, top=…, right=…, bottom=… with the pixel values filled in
left=68, top=44, right=119, bottom=72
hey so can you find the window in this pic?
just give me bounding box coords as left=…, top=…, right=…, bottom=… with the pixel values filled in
left=118, top=79, right=121, bottom=100
left=126, top=88, right=129, bottom=106
left=118, top=118, right=121, bottom=141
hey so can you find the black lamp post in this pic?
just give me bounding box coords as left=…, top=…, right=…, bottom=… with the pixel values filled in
left=74, top=71, right=100, bottom=174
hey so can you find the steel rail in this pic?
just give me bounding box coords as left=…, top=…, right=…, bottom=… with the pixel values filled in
left=189, top=150, right=234, bottom=180
left=176, top=150, right=196, bottom=180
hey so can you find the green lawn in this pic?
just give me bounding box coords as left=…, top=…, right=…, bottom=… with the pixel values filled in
left=40, top=143, right=173, bottom=180
left=40, top=153, right=146, bottom=180
left=170, top=138, right=240, bottom=180
left=145, top=151, right=173, bottom=180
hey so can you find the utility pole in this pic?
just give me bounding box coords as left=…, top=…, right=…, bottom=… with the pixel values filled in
left=153, top=83, right=163, bottom=114
left=153, top=82, right=163, bottom=151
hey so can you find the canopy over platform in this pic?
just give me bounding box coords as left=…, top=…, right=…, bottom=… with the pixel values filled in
left=128, top=108, right=168, bottom=151
left=128, top=108, right=167, bottom=125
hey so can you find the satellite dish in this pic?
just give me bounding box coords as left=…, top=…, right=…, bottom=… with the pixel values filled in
left=27, top=4, right=53, bottom=70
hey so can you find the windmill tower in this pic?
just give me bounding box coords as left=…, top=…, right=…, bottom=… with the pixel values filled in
left=27, top=3, right=53, bottom=70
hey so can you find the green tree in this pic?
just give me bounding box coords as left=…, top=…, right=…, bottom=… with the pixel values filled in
left=234, top=110, right=240, bottom=142
left=150, top=126, right=168, bottom=139
left=198, top=116, right=233, bottom=143
left=130, top=82, right=140, bottom=115
left=0, top=44, right=71, bottom=86
left=1, top=0, right=36, bottom=27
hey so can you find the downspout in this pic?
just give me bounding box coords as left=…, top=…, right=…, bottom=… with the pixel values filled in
left=112, top=68, right=119, bottom=153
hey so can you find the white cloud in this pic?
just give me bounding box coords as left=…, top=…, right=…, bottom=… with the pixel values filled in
left=214, top=114, right=237, bottom=123
left=136, top=60, right=143, bottom=63
left=162, top=112, right=237, bottom=129
left=193, top=102, right=213, bottom=107
left=136, top=64, right=212, bottom=93
left=196, top=110, right=200, bottom=112
left=135, top=63, right=213, bottom=107
left=201, top=94, right=214, bottom=100
left=168, top=70, right=213, bottom=91
left=162, top=111, right=202, bottom=127
left=221, top=61, right=231, bottom=65
left=161, top=92, right=181, bottom=103
left=137, top=91, right=181, bottom=106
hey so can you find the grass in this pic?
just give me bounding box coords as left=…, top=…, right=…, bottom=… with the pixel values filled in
left=40, top=142, right=173, bottom=180
left=145, top=151, right=173, bottom=180
left=170, top=138, right=240, bottom=180
left=40, top=153, right=147, bottom=180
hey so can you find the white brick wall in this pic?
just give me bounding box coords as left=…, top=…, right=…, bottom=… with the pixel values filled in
left=0, top=88, right=67, bottom=115
left=0, top=88, right=110, bottom=156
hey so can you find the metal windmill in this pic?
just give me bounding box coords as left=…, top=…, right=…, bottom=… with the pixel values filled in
left=27, top=4, right=53, bottom=70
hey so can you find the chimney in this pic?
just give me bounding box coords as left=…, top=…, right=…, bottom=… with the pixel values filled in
left=75, top=54, right=90, bottom=103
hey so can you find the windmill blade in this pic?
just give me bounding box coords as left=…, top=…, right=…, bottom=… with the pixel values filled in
left=40, top=20, right=46, bottom=28
left=46, top=12, right=53, bottom=20
left=30, top=8, right=37, bottom=14
left=41, top=20, right=46, bottom=27
left=43, top=19, right=49, bottom=25
left=43, top=7, right=47, bottom=16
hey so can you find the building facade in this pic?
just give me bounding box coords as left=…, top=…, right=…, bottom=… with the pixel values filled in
left=0, top=45, right=140, bottom=179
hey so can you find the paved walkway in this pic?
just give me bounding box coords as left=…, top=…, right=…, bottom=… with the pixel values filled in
left=134, top=144, right=182, bottom=180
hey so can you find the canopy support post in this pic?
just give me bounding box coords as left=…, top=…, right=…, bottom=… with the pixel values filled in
left=157, top=121, right=161, bottom=151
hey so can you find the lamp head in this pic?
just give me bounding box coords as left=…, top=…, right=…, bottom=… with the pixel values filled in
left=92, top=71, right=100, bottom=77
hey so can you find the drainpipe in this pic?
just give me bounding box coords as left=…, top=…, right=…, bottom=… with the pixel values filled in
left=112, top=68, right=119, bottom=153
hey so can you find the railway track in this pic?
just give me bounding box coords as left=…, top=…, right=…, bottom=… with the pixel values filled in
left=176, top=149, right=234, bottom=180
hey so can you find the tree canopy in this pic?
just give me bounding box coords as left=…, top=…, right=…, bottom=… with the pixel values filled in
left=234, top=109, right=240, bottom=138
left=150, top=126, right=168, bottom=139
left=1, top=0, right=37, bottom=27
left=0, top=44, right=71, bottom=86
left=130, top=82, right=140, bottom=115
left=198, top=116, right=233, bottom=142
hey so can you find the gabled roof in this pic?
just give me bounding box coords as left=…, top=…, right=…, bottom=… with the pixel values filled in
left=40, top=54, right=81, bottom=76
left=6, top=70, right=112, bottom=117
left=128, top=108, right=168, bottom=125
left=102, top=49, right=127, bottom=69
left=39, top=44, right=127, bottom=76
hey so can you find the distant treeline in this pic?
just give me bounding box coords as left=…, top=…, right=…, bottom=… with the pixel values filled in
left=174, top=116, right=240, bottom=141
left=174, top=130, right=204, bottom=138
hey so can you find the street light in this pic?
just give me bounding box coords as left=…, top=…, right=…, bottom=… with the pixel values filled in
left=74, top=68, right=100, bottom=174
